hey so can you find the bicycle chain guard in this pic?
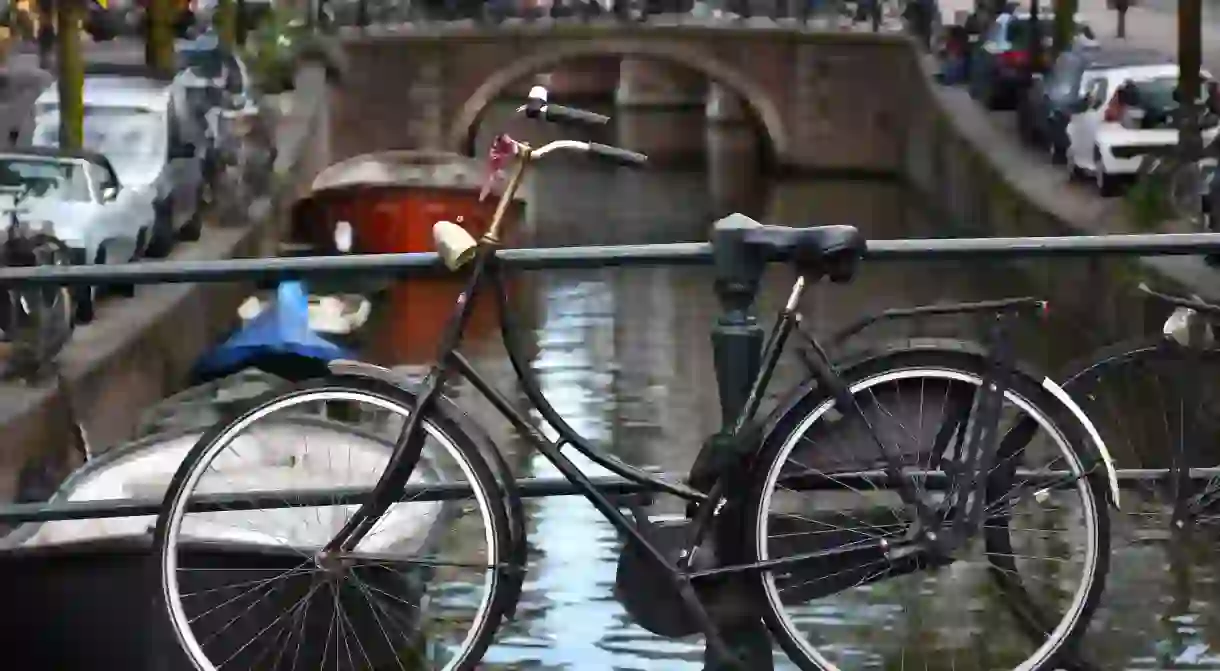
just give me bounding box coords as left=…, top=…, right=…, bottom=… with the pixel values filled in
left=613, top=517, right=747, bottom=638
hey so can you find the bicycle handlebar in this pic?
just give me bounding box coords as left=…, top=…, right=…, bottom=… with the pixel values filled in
left=1139, top=282, right=1220, bottom=315
left=523, top=85, right=610, bottom=127
left=517, top=86, right=647, bottom=168
left=584, top=142, right=648, bottom=167
left=525, top=99, right=611, bottom=127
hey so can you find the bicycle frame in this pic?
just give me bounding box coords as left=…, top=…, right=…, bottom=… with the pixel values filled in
left=320, top=134, right=1054, bottom=593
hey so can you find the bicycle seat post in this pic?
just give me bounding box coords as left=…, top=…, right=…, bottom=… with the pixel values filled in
left=700, top=213, right=772, bottom=671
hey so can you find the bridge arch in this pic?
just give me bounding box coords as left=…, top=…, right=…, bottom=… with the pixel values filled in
left=447, top=40, right=788, bottom=162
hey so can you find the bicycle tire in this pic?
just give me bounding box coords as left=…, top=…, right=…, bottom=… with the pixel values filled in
left=742, top=345, right=1111, bottom=671
left=154, top=374, right=515, bottom=671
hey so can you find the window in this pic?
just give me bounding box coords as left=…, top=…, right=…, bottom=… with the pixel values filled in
left=0, top=158, right=92, bottom=202
left=1048, top=55, right=1083, bottom=100
left=1085, top=78, right=1109, bottom=109
left=1007, top=18, right=1094, bottom=47
left=32, top=105, right=167, bottom=160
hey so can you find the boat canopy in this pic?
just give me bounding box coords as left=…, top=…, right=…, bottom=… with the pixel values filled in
left=290, top=150, right=525, bottom=224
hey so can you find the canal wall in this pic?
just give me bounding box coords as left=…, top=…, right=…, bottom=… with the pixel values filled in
left=900, top=52, right=1184, bottom=355
left=0, top=65, right=333, bottom=507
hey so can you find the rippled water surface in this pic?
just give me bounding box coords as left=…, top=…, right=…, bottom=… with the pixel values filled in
left=303, top=100, right=1220, bottom=670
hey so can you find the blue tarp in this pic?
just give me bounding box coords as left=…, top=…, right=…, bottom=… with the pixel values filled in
left=191, top=281, right=353, bottom=383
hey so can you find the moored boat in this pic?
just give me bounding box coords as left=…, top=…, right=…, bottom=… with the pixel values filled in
left=237, top=291, right=372, bottom=335
left=289, top=150, right=527, bottom=255
left=193, top=280, right=354, bottom=384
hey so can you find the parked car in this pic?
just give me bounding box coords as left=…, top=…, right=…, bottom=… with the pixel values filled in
left=29, top=73, right=207, bottom=257
left=968, top=10, right=1097, bottom=109
left=1018, top=46, right=1173, bottom=163
left=0, top=147, right=155, bottom=323
left=1065, top=63, right=1220, bottom=196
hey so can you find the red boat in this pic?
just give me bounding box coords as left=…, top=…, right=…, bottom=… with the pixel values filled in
left=290, top=150, right=528, bottom=365
left=290, top=150, right=527, bottom=256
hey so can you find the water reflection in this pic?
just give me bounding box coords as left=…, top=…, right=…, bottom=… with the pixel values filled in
left=339, top=103, right=1220, bottom=668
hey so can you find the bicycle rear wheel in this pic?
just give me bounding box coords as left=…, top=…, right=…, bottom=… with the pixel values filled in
left=744, top=346, right=1110, bottom=671
left=155, top=375, right=511, bottom=671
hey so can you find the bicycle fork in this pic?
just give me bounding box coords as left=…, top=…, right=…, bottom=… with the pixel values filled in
left=323, top=248, right=493, bottom=555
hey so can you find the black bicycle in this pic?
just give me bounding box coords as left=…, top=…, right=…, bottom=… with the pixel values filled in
left=153, top=89, right=1118, bottom=671
left=0, top=185, right=74, bottom=379
left=1055, top=283, right=1220, bottom=666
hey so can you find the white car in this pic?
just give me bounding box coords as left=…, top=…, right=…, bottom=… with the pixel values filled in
left=30, top=73, right=207, bottom=257
left=0, top=147, right=156, bottom=323
left=1065, top=63, right=1219, bottom=196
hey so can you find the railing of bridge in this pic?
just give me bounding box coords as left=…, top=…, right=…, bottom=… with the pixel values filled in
left=317, top=0, right=902, bottom=32
left=0, top=229, right=1215, bottom=526
left=3, top=232, right=1220, bottom=670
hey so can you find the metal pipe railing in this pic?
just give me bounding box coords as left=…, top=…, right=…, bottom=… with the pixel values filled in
left=3, top=230, right=1220, bottom=525
left=1, top=232, right=1220, bottom=287
left=2, top=468, right=1213, bottom=525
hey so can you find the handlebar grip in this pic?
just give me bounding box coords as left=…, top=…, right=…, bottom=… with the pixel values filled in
left=586, top=142, right=648, bottom=168
left=527, top=100, right=610, bottom=126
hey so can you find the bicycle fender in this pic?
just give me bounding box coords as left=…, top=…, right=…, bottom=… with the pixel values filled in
left=1039, top=376, right=1121, bottom=510
left=325, top=359, right=531, bottom=618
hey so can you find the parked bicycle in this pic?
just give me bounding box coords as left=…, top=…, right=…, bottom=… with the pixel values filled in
left=1055, top=283, right=1220, bottom=664
left=152, top=88, right=1119, bottom=670
left=0, top=186, right=74, bottom=380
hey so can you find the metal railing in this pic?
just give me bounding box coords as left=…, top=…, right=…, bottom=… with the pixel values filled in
left=318, top=0, right=889, bottom=30
left=3, top=229, right=1220, bottom=669
left=0, top=230, right=1217, bottom=518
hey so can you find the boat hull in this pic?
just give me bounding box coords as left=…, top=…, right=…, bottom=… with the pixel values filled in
left=290, top=151, right=527, bottom=255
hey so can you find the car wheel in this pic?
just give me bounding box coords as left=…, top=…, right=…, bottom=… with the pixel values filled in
left=180, top=190, right=204, bottom=242
left=1066, top=150, right=1084, bottom=181
left=1095, top=148, right=1121, bottom=197
left=1048, top=136, right=1066, bottom=165
left=1016, top=105, right=1032, bottom=144
left=146, top=202, right=175, bottom=258
left=73, top=248, right=103, bottom=325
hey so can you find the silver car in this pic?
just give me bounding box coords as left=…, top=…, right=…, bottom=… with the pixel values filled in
left=0, top=148, right=156, bottom=323
left=30, top=74, right=207, bottom=257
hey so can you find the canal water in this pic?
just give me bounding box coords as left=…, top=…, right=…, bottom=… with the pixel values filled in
left=328, top=101, right=1220, bottom=668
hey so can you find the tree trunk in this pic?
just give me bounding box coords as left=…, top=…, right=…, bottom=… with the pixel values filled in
left=1052, top=0, right=1077, bottom=58
left=215, top=0, right=236, bottom=50
left=55, top=0, right=83, bottom=151
left=1180, top=0, right=1204, bottom=226
left=145, top=0, right=175, bottom=77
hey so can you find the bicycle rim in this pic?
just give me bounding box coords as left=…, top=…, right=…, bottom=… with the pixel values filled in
left=752, top=364, right=1104, bottom=670
left=158, top=386, right=505, bottom=671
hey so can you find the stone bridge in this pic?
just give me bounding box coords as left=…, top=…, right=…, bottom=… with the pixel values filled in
left=331, top=22, right=921, bottom=172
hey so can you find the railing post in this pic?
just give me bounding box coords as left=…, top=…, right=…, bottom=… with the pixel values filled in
left=703, top=215, right=773, bottom=671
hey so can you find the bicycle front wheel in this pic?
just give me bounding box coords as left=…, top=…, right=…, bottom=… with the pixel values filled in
left=744, top=346, right=1110, bottom=671
left=155, top=375, right=512, bottom=671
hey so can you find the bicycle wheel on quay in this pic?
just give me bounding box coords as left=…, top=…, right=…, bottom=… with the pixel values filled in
left=743, top=347, right=1111, bottom=671
left=155, top=376, right=512, bottom=671
left=1057, top=337, right=1220, bottom=667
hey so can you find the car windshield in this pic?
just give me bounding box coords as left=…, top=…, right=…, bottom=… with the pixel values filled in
left=31, top=106, right=165, bottom=160
left=1132, top=76, right=1181, bottom=110
left=1008, top=19, right=1094, bottom=47
left=1128, top=75, right=1212, bottom=110
left=0, top=157, right=92, bottom=202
